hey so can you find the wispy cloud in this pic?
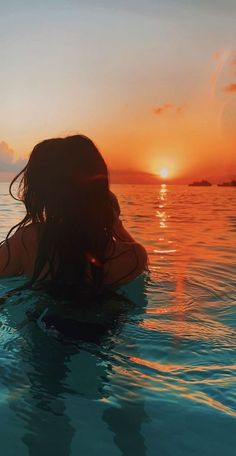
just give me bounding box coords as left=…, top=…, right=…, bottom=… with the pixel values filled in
left=176, top=106, right=184, bottom=114
left=222, top=83, right=236, bottom=93
left=231, top=53, right=236, bottom=75
left=0, top=141, right=26, bottom=172
left=153, top=103, right=172, bottom=115
left=209, top=49, right=231, bottom=99
left=153, top=103, right=183, bottom=116
left=230, top=50, right=236, bottom=66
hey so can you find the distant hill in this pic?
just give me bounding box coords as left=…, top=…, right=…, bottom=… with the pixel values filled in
left=0, top=169, right=235, bottom=185
left=110, top=170, right=161, bottom=184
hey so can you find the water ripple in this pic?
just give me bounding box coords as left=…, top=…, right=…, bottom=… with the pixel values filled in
left=0, top=183, right=236, bottom=455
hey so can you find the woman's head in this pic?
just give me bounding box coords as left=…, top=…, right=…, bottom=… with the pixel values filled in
left=9, top=135, right=115, bottom=298
left=15, top=135, right=109, bottom=222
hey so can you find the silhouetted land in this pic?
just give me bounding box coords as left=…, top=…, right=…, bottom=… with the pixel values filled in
left=189, top=180, right=212, bottom=187
left=217, top=180, right=236, bottom=187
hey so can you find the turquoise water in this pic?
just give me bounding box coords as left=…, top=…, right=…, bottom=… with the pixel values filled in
left=0, top=182, right=235, bottom=455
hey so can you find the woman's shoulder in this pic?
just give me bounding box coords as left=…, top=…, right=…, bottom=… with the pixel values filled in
left=104, top=239, right=148, bottom=286
left=5, top=224, right=40, bottom=257
left=0, top=224, right=39, bottom=277
left=20, top=223, right=41, bottom=244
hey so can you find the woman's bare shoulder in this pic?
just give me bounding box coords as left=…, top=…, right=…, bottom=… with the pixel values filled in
left=19, top=224, right=41, bottom=271
left=0, top=224, right=40, bottom=277
left=4, top=223, right=40, bottom=254
left=20, top=223, right=40, bottom=246
left=104, top=239, right=148, bottom=286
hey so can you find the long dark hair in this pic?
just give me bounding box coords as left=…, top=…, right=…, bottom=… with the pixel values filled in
left=7, top=135, right=115, bottom=299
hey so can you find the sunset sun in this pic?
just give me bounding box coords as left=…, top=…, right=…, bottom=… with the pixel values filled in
left=159, top=168, right=169, bottom=179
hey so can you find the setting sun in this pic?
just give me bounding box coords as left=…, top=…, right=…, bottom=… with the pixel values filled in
left=159, top=168, right=169, bottom=179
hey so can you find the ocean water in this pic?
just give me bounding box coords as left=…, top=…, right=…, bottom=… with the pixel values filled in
left=0, top=182, right=235, bottom=456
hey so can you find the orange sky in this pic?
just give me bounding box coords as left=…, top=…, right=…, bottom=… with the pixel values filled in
left=0, top=1, right=235, bottom=183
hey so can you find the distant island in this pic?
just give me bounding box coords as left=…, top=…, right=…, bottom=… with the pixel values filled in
left=217, top=180, right=236, bottom=187
left=188, top=180, right=212, bottom=187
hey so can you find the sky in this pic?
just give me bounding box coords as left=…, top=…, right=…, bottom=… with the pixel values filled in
left=0, top=0, right=235, bottom=183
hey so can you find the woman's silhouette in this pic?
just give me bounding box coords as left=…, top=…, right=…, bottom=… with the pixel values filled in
left=0, top=135, right=149, bottom=454
left=0, top=135, right=147, bottom=301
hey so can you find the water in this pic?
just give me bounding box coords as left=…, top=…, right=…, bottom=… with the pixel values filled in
left=0, top=182, right=235, bottom=456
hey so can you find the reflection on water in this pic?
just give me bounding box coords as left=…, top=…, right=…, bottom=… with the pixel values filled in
left=156, top=183, right=168, bottom=230
left=0, top=183, right=236, bottom=455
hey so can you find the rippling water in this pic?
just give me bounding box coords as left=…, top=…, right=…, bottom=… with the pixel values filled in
left=0, top=182, right=235, bottom=455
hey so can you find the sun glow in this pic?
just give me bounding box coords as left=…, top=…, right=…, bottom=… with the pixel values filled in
left=159, top=168, right=169, bottom=179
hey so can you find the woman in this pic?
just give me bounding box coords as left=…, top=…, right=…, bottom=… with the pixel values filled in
left=0, top=135, right=147, bottom=300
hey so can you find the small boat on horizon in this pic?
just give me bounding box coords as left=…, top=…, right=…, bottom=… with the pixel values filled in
left=188, top=180, right=212, bottom=187
left=217, top=180, right=236, bottom=187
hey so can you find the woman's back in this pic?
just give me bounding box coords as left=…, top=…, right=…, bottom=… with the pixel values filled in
left=0, top=222, right=147, bottom=286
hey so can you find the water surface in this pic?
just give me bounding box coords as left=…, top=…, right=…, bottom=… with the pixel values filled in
left=0, top=183, right=235, bottom=455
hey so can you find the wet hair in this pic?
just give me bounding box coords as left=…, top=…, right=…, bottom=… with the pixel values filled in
left=6, top=135, right=115, bottom=299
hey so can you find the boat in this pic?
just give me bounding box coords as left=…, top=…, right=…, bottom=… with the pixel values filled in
left=188, top=180, right=212, bottom=187
left=217, top=180, right=236, bottom=187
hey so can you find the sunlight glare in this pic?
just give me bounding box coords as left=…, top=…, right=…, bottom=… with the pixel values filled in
left=160, top=168, right=169, bottom=179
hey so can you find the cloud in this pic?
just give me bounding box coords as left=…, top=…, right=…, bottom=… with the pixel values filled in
left=153, top=104, right=172, bottom=115
left=153, top=103, right=184, bottom=116
left=231, top=54, right=236, bottom=75
left=0, top=141, right=26, bottom=172
left=209, top=49, right=230, bottom=99
left=222, top=83, right=236, bottom=93
left=176, top=106, right=184, bottom=114
left=230, top=50, right=236, bottom=65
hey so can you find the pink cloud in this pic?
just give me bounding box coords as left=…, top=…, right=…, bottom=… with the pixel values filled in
left=0, top=141, right=26, bottom=172
left=153, top=103, right=184, bottom=116
left=222, top=83, right=236, bottom=93
left=153, top=103, right=172, bottom=115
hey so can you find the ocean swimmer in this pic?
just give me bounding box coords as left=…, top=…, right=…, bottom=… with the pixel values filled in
left=0, top=135, right=147, bottom=338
